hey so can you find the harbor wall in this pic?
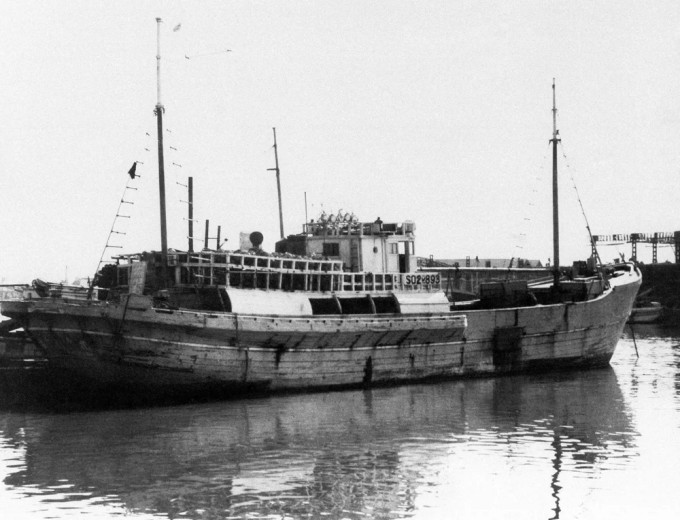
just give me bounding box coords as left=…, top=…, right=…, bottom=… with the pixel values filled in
left=637, top=263, right=680, bottom=323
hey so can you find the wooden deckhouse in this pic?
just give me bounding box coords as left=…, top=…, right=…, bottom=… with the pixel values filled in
left=276, top=219, right=417, bottom=274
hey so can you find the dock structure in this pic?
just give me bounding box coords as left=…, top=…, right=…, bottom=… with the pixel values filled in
left=592, top=232, right=680, bottom=264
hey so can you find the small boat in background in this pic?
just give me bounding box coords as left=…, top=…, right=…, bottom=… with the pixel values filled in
left=628, top=301, right=663, bottom=324
left=626, top=288, right=663, bottom=324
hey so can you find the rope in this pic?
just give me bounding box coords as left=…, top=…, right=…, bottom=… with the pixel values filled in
left=86, top=126, right=153, bottom=298
left=558, top=142, right=604, bottom=267
left=508, top=143, right=549, bottom=273
left=87, top=172, right=141, bottom=298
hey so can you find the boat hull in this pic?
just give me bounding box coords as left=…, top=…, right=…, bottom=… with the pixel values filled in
left=627, top=304, right=663, bottom=324
left=1, top=268, right=640, bottom=396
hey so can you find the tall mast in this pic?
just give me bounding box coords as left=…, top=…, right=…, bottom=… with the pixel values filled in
left=551, top=79, right=561, bottom=288
left=155, top=17, right=169, bottom=285
left=188, top=176, right=194, bottom=252
left=268, top=127, right=285, bottom=239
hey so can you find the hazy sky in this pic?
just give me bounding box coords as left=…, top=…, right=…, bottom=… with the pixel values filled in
left=1, top=0, right=679, bottom=283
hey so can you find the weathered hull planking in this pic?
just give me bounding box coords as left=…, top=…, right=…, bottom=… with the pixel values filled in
left=1, top=267, right=640, bottom=395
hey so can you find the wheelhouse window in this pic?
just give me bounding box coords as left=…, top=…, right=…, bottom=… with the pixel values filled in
left=323, top=242, right=340, bottom=256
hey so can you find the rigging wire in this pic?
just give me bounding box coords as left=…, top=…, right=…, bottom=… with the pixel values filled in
left=87, top=129, right=153, bottom=296
left=558, top=141, right=604, bottom=267
left=510, top=143, right=549, bottom=269
left=87, top=166, right=141, bottom=297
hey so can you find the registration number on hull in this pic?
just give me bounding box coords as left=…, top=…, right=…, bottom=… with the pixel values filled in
left=404, top=274, right=440, bottom=286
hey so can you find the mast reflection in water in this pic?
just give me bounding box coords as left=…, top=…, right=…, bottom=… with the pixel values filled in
left=2, top=329, right=680, bottom=519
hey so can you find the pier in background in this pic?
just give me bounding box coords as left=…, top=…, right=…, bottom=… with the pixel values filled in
left=593, top=231, right=680, bottom=264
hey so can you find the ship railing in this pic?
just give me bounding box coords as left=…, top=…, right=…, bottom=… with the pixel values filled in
left=175, top=268, right=440, bottom=293
left=171, top=251, right=343, bottom=272
left=114, top=251, right=344, bottom=272
left=341, top=273, right=397, bottom=292
left=176, top=265, right=440, bottom=293
left=114, top=251, right=440, bottom=294
left=187, top=267, right=343, bottom=292
left=167, top=250, right=343, bottom=292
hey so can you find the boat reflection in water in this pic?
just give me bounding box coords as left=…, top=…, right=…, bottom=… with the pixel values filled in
left=0, top=367, right=634, bottom=519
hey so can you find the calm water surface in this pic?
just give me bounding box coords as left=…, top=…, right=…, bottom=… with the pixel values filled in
left=1, top=326, right=680, bottom=519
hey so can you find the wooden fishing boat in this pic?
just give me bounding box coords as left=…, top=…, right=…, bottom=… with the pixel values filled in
left=0, top=229, right=640, bottom=394
left=0, top=21, right=641, bottom=397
